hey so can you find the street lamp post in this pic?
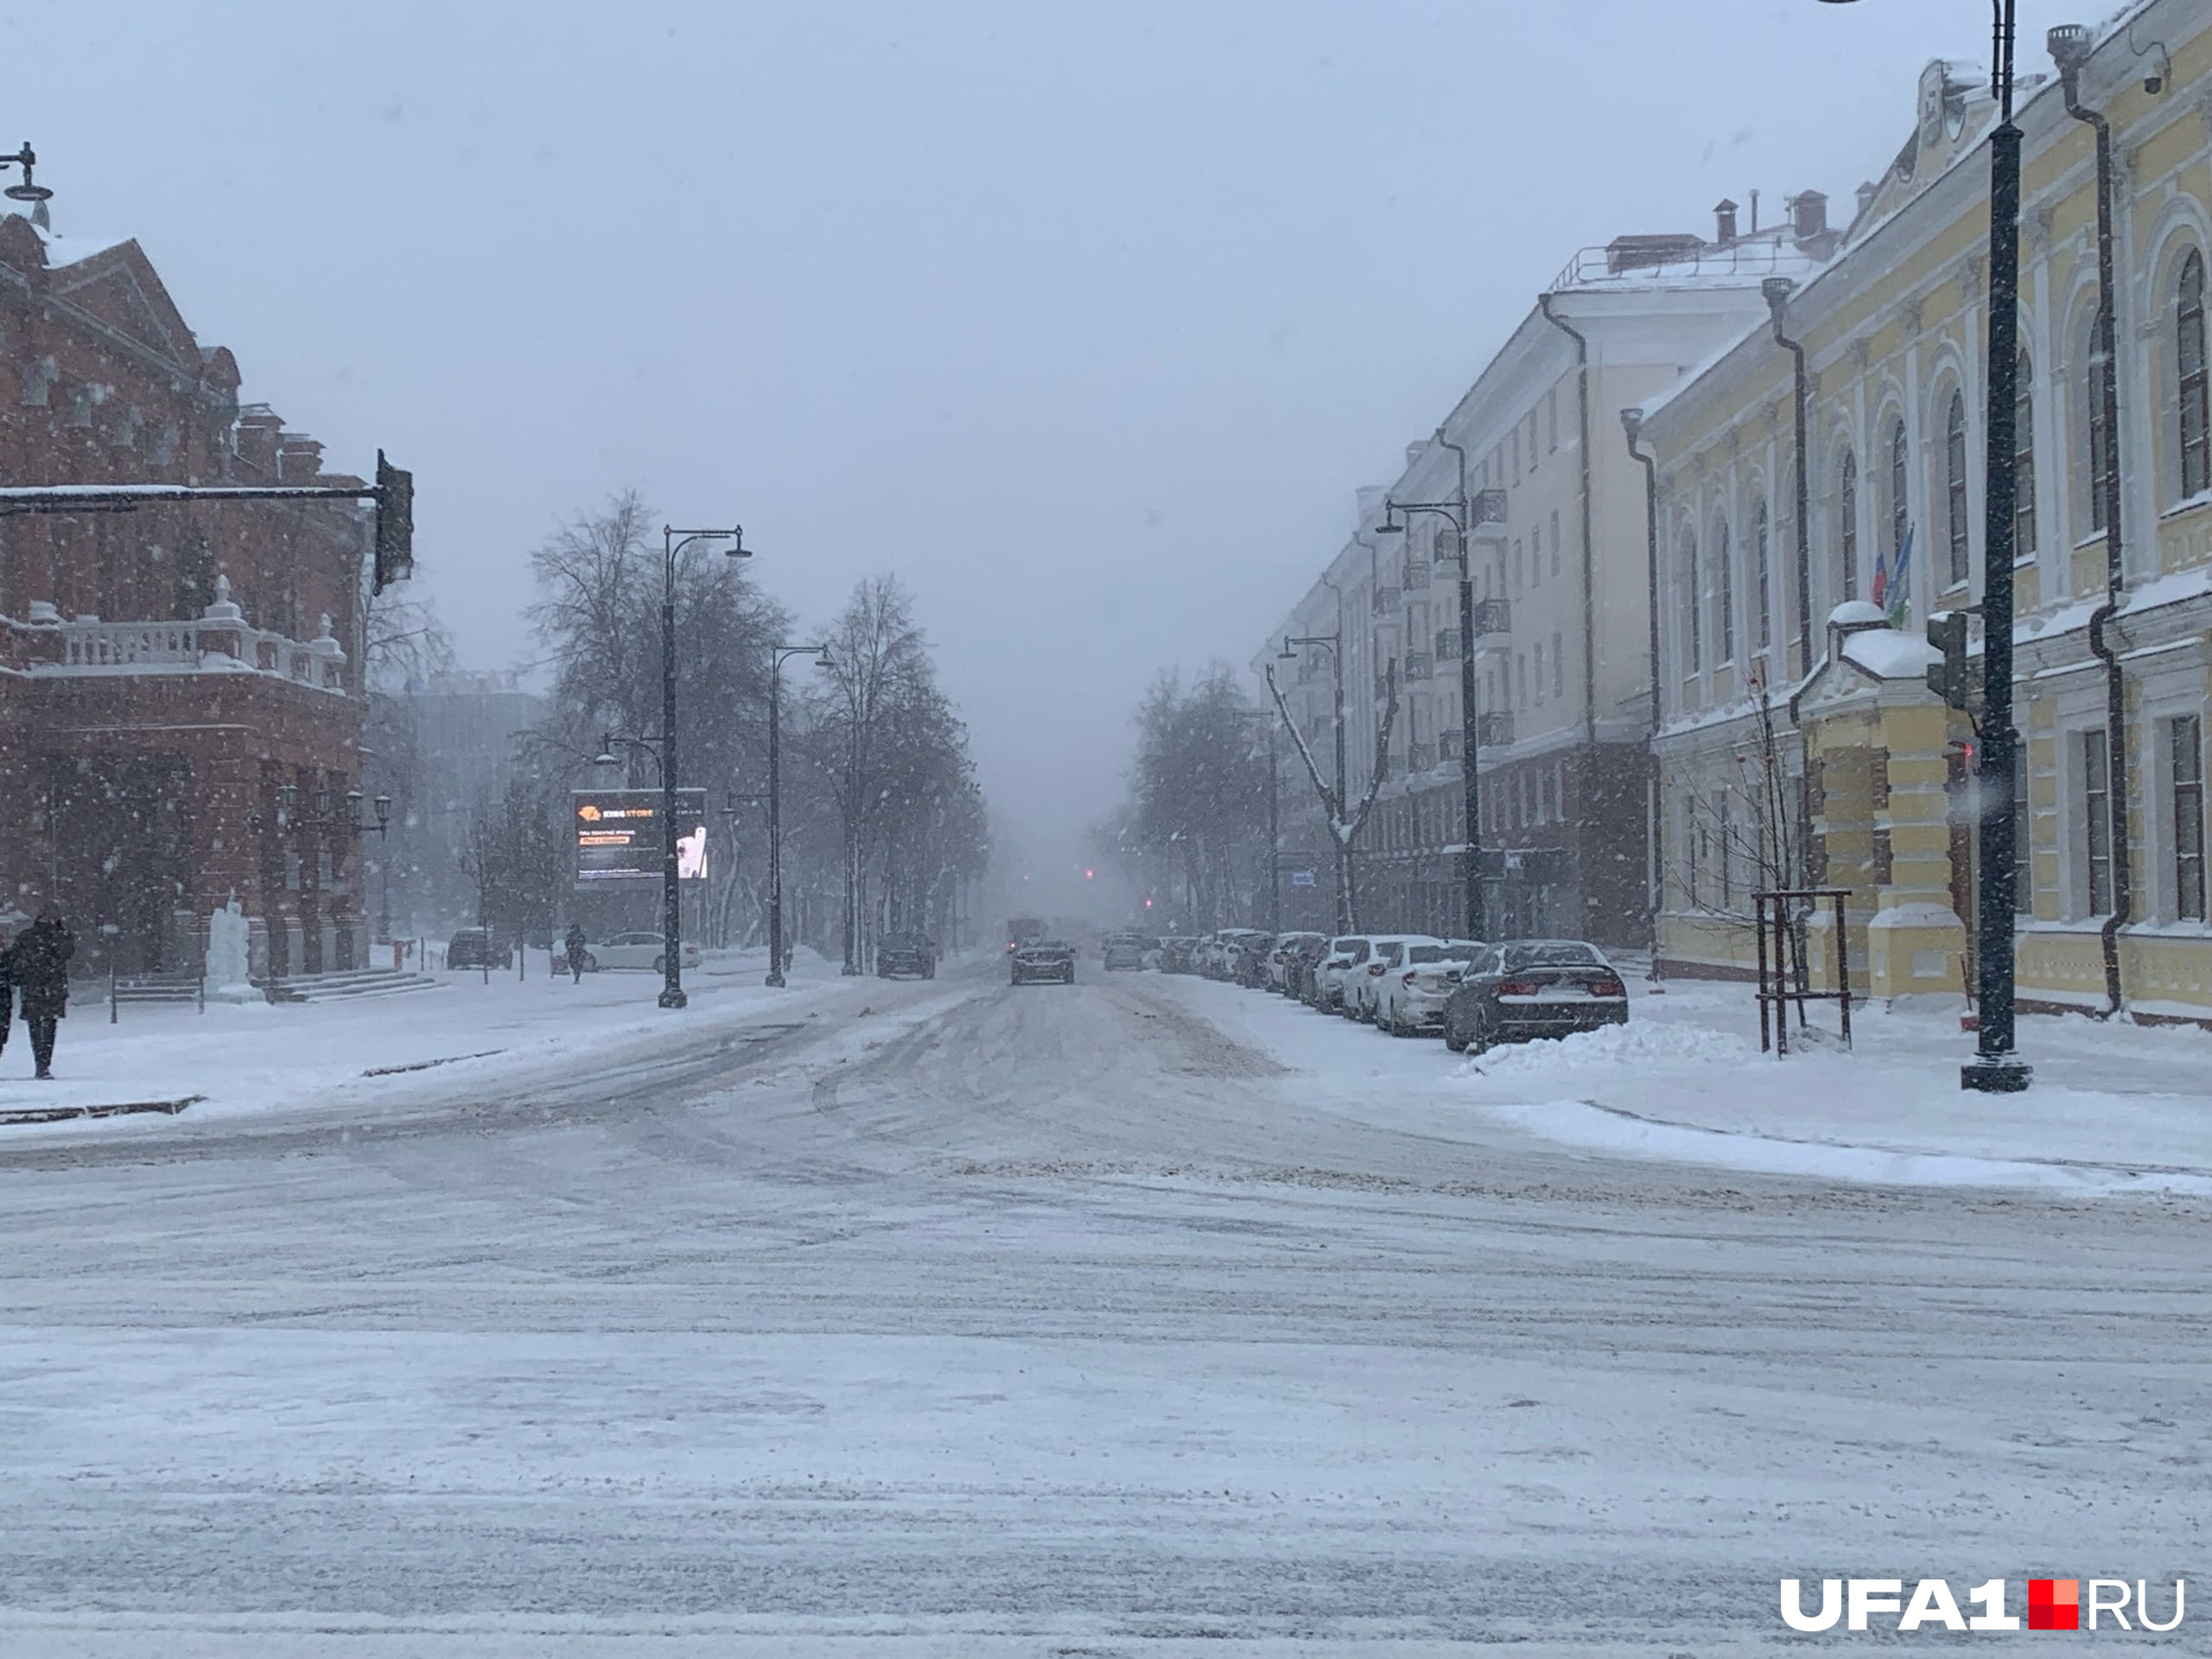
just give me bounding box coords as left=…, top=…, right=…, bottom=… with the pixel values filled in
left=1233, top=709, right=1282, bottom=931
left=1820, top=0, right=2027, bottom=1090
left=1376, top=434, right=1505, bottom=940
left=766, top=641, right=833, bottom=988
left=655, top=525, right=750, bottom=1009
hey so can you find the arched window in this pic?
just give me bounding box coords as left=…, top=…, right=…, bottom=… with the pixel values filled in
left=1945, top=391, right=1971, bottom=586
left=2087, top=300, right=2113, bottom=533
left=1837, top=448, right=1859, bottom=602
left=1713, top=516, right=1735, bottom=663
left=2180, top=251, right=2209, bottom=498
left=1889, top=416, right=1910, bottom=561
left=1681, top=526, right=1701, bottom=672
left=1752, top=498, right=1772, bottom=652
left=2014, top=346, right=2037, bottom=559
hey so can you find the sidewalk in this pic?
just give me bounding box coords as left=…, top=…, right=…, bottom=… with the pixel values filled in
left=0, top=945, right=862, bottom=1135
left=1182, top=970, right=2212, bottom=1196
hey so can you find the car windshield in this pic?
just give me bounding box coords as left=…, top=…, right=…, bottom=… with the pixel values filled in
left=1498, top=942, right=1605, bottom=969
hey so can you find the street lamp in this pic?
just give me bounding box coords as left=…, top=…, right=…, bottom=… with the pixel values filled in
left=2, top=143, right=52, bottom=206
left=1819, top=0, right=2028, bottom=1090
left=766, top=640, right=833, bottom=988
left=1374, top=432, right=1506, bottom=940
left=654, top=524, right=751, bottom=1008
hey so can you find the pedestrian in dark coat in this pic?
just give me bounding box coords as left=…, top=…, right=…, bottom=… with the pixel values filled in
left=11, top=912, right=74, bottom=1079
left=0, top=927, right=13, bottom=1063
left=563, top=924, right=588, bottom=984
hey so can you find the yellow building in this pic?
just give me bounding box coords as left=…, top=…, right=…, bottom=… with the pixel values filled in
left=1637, top=0, right=2212, bottom=1024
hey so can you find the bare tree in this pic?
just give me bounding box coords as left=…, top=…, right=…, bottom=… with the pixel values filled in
left=1266, top=659, right=1398, bottom=932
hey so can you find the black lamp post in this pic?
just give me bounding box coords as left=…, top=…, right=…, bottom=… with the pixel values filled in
left=1, top=143, right=52, bottom=207
left=1375, top=437, right=1506, bottom=941
left=1819, top=0, right=2027, bottom=1090
left=653, top=524, right=750, bottom=1008
left=766, top=640, right=833, bottom=987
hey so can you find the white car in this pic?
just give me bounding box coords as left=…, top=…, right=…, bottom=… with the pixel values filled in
left=589, top=931, right=702, bottom=973
left=1309, top=937, right=1373, bottom=1012
left=1267, top=931, right=1327, bottom=991
left=1345, top=935, right=1444, bottom=1022
left=1374, top=938, right=1487, bottom=1036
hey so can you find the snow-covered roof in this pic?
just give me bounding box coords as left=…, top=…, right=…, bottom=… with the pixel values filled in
left=1551, top=232, right=1825, bottom=296
left=1840, top=625, right=1938, bottom=681
left=24, top=217, right=131, bottom=267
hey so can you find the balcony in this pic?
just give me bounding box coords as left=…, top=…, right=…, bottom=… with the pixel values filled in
left=1477, top=711, right=1515, bottom=747
left=1435, top=627, right=1462, bottom=659
left=1400, top=558, right=1430, bottom=588
left=1472, top=597, right=1511, bottom=640
left=1439, top=728, right=1464, bottom=762
left=1371, top=584, right=1401, bottom=615
left=1406, top=741, right=1434, bottom=772
left=1402, top=651, right=1433, bottom=681
left=16, top=578, right=348, bottom=694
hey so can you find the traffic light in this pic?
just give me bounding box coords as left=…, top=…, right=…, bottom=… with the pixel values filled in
left=1925, top=610, right=1974, bottom=711
left=373, top=449, right=415, bottom=594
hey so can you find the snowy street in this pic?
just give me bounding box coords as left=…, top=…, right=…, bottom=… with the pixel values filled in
left=3, top=961, right=2206, bottom=1654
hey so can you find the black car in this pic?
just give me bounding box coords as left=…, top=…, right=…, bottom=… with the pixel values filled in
left=876, top=931, right=937, bottom=978
left=1278, top=932, right=1330, bottom=999
left=1441, top=939, right=1628, bottom=1053
left=1158, top=937, right=1198, bottom=975
left=1010, top=938, right=1077, bottom=985
left=446, top=925, right=513, bottom=970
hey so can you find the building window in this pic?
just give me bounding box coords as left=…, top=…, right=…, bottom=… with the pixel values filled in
left=1713, top=516, right=1735, bottom=662
left=2175, top=715, right=2206, bottom=922
left=1549, top=508, right=1561, bottom=578
left=2180, top=251, right=2210, bottom=499
left=2014, top=346, right=2037, bottom=561
left=1681, top=527, right=1701, bottom=671
left=1684, top=794, right=1700, bottom=906
left=1837, top=448, right=1859, bottom=602
left=1513, top=539, right=1525, bottom=592
left=1512, top=428, right=1521, bottom=479
left=1551, top=629, right=1563, bottom=699
left=2083, top=728, right=2113, bottom=916
left=1534, top=640, right=1546, bottom=703
left=1753, top=499, right=1772, bottom=652
left=2014, top=749, right=2032, bottom=916
left=1531, top=519, right=1543, bottom=588
left=1944, top=391, right=1970, bottom=586
left=2088, top=301, right=2113, bottom=532
left=1516, top=653, right=1529, bottom=710
left=1527, top=409, right=1539, bottom=470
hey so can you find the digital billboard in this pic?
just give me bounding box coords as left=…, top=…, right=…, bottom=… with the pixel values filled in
left=573, top=789, right=709, bottom=882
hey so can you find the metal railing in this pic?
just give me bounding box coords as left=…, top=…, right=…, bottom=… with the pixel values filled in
left=1402, top=651, right=1433, bottom=681
left=1371, top=584, right=1401, bottom=615
left=1472, top=598, right=1511, bottom=639
left=1478, top=711, right=1516, bottom=747
left=1552, top=237, right=1810, bottom=292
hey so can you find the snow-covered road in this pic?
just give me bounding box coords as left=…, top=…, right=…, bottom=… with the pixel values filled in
left=3, top=963, right=2205, bottom=1654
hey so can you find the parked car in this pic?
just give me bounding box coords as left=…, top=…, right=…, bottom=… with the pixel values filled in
left=1010, top=938, right=1077, bottom=985
left=1309, top=936, right=1373, bottom=1012
left=1230, top=931, right=1277, bottom=987
left=592, top=931, right=702, bottom=973
left=1345, top=935, right=1442, bottom=1022
left=1373, top=938, right=1487, bottom=1036
left=875, top=931, right=937, bottom=978
left=1268, top=931, right=1328, bottom=994
left=1103, top=934, right=1147, bottom=971
left=1442, top=939, right=1630, bottom=1053
left=445, top=926, right=513, bottom=971
left=1157, top=937, right=1198, bottom=974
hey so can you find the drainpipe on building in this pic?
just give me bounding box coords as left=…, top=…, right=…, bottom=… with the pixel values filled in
left=1622, top=405, right=1663, bottom=984
left=1763, top=278, right=1815, bottom=693
left=2056, top=25, right=2132, bottom=1020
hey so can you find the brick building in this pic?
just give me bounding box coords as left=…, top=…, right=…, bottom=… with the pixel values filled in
left=0, top=207, right=372, bottom=981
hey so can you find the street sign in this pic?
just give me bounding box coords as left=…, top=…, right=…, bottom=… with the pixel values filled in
left=573, top=789, right=709, bottom=882
left=1288, top=868, right=1317, bottom=887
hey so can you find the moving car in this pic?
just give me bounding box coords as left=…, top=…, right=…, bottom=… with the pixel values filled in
left=1308, top=936, right=1372, bottom=1012
left=592, top=931, right=702, bottom=973
left=1010, top=938, right=1077, bottom=985
left=445, top=925, right=512, bottom=971
left=1372, top=938, right=1487, bottom=1036
left=876, top=931, right=937, bottom=978
left=1103, top=934, right=1147, bottom=971
left=1442, top=939, right=1629, bottom=1053
left=1005, top=916, right=1047, bottom=953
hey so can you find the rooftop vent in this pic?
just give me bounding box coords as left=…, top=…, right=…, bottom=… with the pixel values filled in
left=1714, top=198, right=1739, bottom=245
left=1788, top=190, right=1829, bottom=242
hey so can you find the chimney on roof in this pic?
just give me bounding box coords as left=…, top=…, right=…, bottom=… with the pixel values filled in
left=1713, top=198, right=1739, bottom=245
left=233, top=408, right=282, bottom=474
left=1855, top=180, right=1878, bottom=222
left=1788, top=190, right=1828, bottom=243
left=276, top=433, right=324, bottom=482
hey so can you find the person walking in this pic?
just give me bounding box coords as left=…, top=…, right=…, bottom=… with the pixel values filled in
left=563, top=923, right=589, bottom=984
left=11, top=912, right=74, bottom=1079
left=0, top=925, right=13, bottom=1066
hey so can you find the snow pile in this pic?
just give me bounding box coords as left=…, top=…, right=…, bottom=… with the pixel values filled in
left=1458, top=1017, right=1745, bottom=1076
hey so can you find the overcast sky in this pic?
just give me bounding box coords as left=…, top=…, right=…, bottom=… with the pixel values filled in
left=15, top=0, right=2102, bottom=874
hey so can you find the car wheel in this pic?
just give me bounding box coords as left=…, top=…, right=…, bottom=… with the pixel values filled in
left=1469, top=1017, right=1493, bottom=1056
left=652, top=954, right=665, bottom=973
left=925, top=964, right=936, bottom=979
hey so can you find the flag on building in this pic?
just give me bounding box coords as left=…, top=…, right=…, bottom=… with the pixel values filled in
left=1872, top=524, right=1913, bottom=628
